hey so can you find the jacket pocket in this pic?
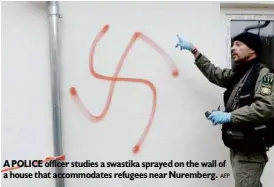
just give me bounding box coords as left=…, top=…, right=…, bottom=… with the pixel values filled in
left=238, top=91, right=254, bottom=108
left=222, top=125, right=265, bottom=151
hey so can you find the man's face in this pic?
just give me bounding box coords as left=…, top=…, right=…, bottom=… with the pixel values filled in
left=231, top=40, right=255, bottom=63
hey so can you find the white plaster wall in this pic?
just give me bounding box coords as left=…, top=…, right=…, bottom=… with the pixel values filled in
left=1, top=1, right=55, bottom=187
left=1, top=1, right=273, bottom=187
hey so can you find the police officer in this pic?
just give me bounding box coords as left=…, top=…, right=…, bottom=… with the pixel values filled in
left=175, top=32, right=274, bottom=187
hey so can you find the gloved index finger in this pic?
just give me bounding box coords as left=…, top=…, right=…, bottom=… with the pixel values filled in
left=176, top=34, right=183, bottom=42
left=208, top=113, right=213, bottom=120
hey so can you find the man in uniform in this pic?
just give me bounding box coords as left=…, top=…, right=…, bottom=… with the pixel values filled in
left=175, top=32, right=274, bottom=187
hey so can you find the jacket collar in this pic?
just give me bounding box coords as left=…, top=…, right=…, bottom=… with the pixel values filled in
left=232, top=57, right=259, bottom=84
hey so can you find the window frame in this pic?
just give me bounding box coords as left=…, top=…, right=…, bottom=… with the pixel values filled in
left=222, top=8, right=274, bottom=68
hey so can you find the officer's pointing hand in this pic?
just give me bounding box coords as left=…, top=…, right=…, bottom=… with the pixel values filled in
left=208, top=111, right=232, bottom=125
left=175, top=35, right=194, bottom=51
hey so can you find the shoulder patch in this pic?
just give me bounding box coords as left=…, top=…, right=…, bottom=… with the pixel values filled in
left=261, top=74, right=274, bottom=96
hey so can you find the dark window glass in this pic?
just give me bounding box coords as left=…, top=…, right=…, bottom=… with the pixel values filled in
left=230, top=20, right=274, bottom=70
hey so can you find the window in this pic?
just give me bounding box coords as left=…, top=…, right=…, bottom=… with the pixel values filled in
left=223, top=13, right=274, bottom=70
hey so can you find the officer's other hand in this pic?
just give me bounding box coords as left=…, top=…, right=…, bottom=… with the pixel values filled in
left=208, top=111, right=231, bottom=125
left=175, top=35, right=194, bottom=51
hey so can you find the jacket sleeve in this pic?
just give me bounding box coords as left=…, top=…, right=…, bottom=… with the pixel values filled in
left=231, top=67, right=274, bottom=124
left=194, top=54, right=234, bottom=88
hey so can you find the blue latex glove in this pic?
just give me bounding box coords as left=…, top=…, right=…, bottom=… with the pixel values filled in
left=175, top=35, right=193, bottom=51
left=208, top=111, right=231, bottom=125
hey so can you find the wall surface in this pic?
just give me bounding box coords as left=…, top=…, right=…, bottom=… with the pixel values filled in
left=1, top=1, right=55, bottom=187
left=1, top=1, right=274, bottom=187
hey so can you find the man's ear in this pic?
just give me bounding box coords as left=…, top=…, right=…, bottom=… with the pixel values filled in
left=249, top=49, right=255, bottom=54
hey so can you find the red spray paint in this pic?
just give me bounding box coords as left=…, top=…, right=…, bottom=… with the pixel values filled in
left=70, top=24, right=179, bottom=154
